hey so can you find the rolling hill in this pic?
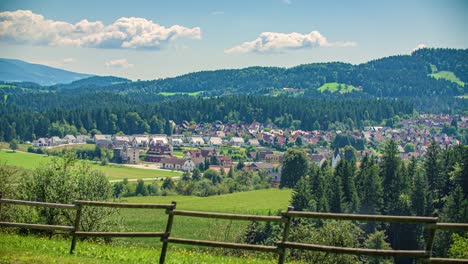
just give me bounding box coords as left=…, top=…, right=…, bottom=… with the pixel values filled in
left=0, top=58, right=93, bottom=85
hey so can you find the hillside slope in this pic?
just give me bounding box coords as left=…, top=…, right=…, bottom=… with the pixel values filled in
left=0, top=58, right=93, bottom=85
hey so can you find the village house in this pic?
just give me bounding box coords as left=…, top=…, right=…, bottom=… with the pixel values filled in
left=146, top=137, right=173, bottom=162
left=215, top=156, right=233, bottom=167
left=94, top=134, right=112, bottom=147
left=230, top=137, right=244, bottom=146
left=48, top=136, right=63, bottom=146
left=112, top=135, right=130, bottom=147
left=171, top=138, right=184, bottom=147
left=132, top=136, right=149, bottom=148
left=63, top=135, right=77, bottom=143
left=247, top=138, right=260, bottom=146
left=208, top=137, right=223, bottom=146
left=160, top=157, right=203, bottom=172
left=113, top=145, right=139, bottom=164
left=76, top=135, right=91, bottom=143
left=33, top=137, right=49, bottom=147
left=309, top=154, right=326, bottom=167
left=190, top=136, right=205, bottom=147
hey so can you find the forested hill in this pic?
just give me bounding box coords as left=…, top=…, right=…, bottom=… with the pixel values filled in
left=94, top=48, right=467, bottom=98
left=0, top=58, right=93, bottom=85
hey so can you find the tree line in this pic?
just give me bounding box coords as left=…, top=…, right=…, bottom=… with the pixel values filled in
left=0, top=96, right=413, bottom=141
left=276, top=141, right=467, bottom=262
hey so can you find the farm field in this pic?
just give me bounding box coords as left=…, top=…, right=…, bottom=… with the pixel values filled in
left=158, top=91, right=203, bottom=96
left=317, top=82, right=360, bottom=94
left=429, top=71, right=465, bottom=86
left=114, top=189, right=292, bottom=245
left=0, top=150, right=182, bottom=180
left=0, top=233, right=277, bottom=264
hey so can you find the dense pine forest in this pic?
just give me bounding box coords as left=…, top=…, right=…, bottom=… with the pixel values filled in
left=242, top=141, right=468, bottom=263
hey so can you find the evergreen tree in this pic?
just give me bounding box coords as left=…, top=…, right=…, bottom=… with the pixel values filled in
left=227, top=166, right=234, bottom=178
left=329, top=170, right=344, bottom=213
left=280, top=148, right=309, bottom=188
left=135, top=179, right=148, bottom=196
left=192, top=168, right=201, bottom=181
left=425, top=141, right=442, bottom=205
left=381, top=140, right=402, bottom=214
left=291, top=176, right=313, bottom=211
left=411, top=163, right=429, bottom=216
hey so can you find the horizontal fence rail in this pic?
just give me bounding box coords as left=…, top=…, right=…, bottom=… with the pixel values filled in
left=0, top=198, right=79, bottom=210
left=0, top=194, right=467, bottom=264
left=279, top=241, right=429, bottom=258
left=168, top=237, right=278, bottom=252
left=74, top=200, right=175, bottom=209
left=286, top=211, right=439, bottom=224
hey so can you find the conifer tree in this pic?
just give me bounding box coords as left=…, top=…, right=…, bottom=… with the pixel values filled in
left=280, top=148, right=309, bottom=188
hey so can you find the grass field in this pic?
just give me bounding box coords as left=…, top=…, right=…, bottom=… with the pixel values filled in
left=0, top=189, right=292, bottom=262
left=47, top=143, right=96, bottom=151
left=0, top=233, right=276, bottom=264
left=429, top=71, right=465, bottom=86
left=0, top=150, right=182, bottom=180
left=158, top=91, right=203, bottom=96
left=317, top=82, right=360, bottom=94
left=113, top=189, right=292, bottom=245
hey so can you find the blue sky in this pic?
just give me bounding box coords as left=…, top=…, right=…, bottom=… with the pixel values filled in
left=0, top=0, right=466, bottom=80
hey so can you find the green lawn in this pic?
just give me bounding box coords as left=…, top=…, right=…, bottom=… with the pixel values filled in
left=0, top=150, right=181, bottom=180
left=113, top=189, right=292, bottom=245
left=158, top=91, right=203, bottom=96
left=0, top=233, right=276, bottom=264
left=0, top=189, right=292, bottom=263
left=429, top=71, right=465, bottom=86
left=317, top=82, right=360, bottom=94
left=0, top=142, right=31, bottom=152
left=48, top=143, right=96, bottom=151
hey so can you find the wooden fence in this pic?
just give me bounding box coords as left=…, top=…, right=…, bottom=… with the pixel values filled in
left=0, top=193, right=467, bottom=264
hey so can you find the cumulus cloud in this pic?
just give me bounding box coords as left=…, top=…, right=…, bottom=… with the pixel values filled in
left=225, top=31, right=356, bottom=54
left=105, top=59, right=134, bottom=69
left=412, top=43, right=427, bottom=52
left=0, top=10, right=201, bottom=50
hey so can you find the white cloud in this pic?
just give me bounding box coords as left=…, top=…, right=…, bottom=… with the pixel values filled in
left=0, top=10, right=201, bottom=50
left=105, top=59, right=134, bottom=69
left=225, top=31, right=356, bottom=54
left=211, top=11, right=225, bottom=15
left=282, top=0, right=292, bottom=5
left=412, top=43, right=427, bottom=52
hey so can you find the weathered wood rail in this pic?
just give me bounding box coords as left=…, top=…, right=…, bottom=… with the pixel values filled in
left=0, top=193, right=467, bottom=264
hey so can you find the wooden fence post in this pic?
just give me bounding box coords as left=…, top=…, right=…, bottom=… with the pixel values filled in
left=278, top=206, right=294, bottom=264
left=423, top=212, right=440, bottom=262
left=69, top=203, right=83, bottom=254
left=159, top=201, right=176, bottom=264
left=0, top=192, right=3, bottom=219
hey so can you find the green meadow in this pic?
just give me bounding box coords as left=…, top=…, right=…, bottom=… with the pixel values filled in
left=0, top=150, right=181, bottom=180
left=0, top=233, right=277, bottom=264
left=429, top=71, right=465, bottom=86
left=111, top=189, right=291, bottom=245
left=317, top=82, right=360, bottom=94
left=158, top=91, right=203, bottom=96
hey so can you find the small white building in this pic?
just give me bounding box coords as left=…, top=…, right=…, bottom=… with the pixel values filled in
left=230, top=137, right=244, bottom=146
left=208, top=137, right=223, bottom=146
left=190, top=137, right=205, bottom=147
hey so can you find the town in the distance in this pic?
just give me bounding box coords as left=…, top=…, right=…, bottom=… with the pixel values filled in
left=27, top=113, right=465, bottom=184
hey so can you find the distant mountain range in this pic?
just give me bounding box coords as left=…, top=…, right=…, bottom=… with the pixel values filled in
left=0, top=58, right=93, bottom=85
left=0, top=48, right=466, bottom=99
